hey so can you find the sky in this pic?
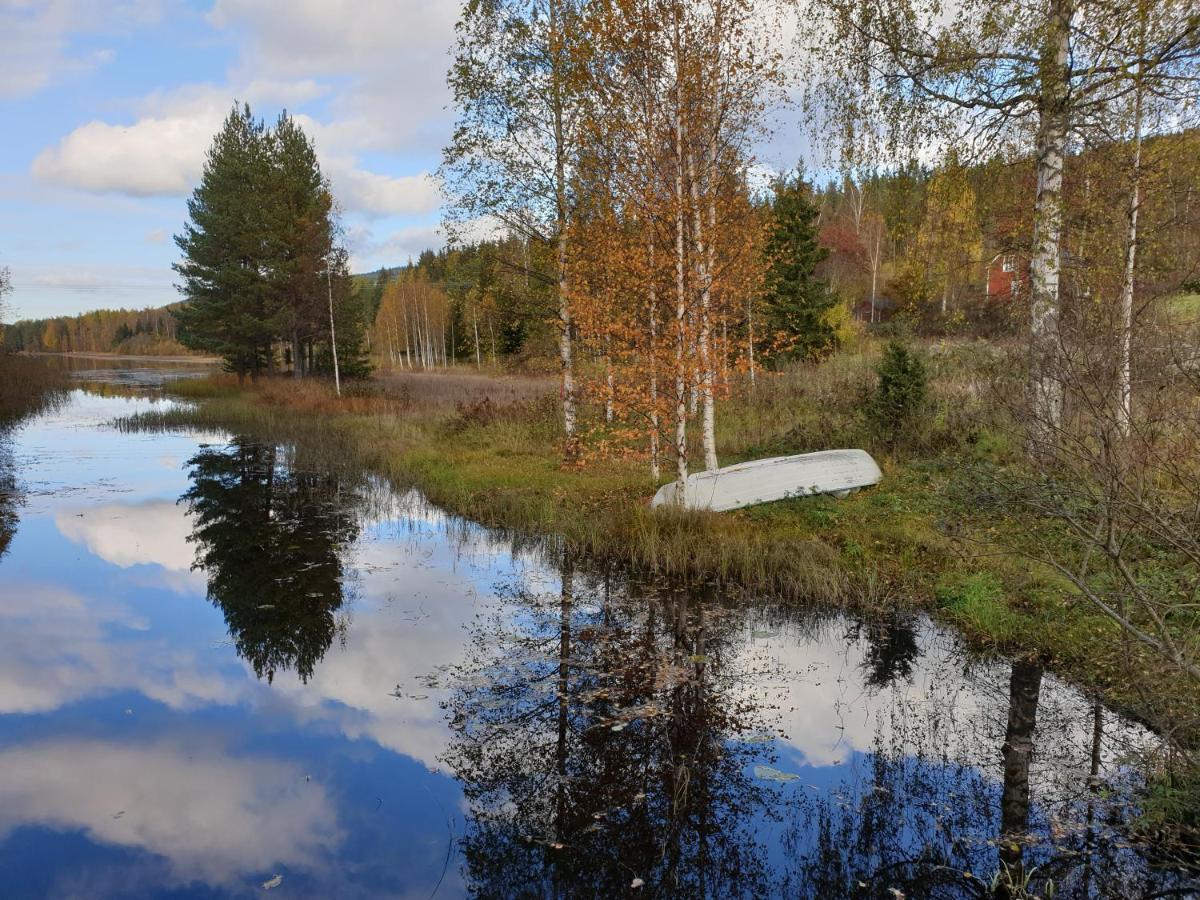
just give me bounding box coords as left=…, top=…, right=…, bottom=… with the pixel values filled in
left=0, top=0, right=462, bottom=320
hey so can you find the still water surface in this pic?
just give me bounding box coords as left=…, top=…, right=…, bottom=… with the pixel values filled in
left=0, top=373, right=1194, bottom=898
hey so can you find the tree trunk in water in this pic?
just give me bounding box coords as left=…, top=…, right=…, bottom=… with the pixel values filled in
left=1027, top=0, right=1071, bottom=451
left=555, top=545, right=573, bottom=841
left=998, top=660, right=1043, bottom=898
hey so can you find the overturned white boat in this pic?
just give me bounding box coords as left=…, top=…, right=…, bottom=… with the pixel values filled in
left=650, top=449, right=882, bottom=512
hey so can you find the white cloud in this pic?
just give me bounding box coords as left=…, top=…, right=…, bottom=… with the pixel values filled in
left=0, top=0, right=161, bottom=99
left=33, top=93, right=442, bottom=216
left=32, top=113, right=221, bottom=196
left=0, top=739, right=338, bottom=886
left=0, top=583, right=241, bottom=715
left=326, top=163, right=441, bottom=218
left=207, top=0, right=457, bottom=155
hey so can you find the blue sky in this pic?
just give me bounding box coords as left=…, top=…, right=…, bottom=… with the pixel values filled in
left=0, top=1, right=458, bottom=320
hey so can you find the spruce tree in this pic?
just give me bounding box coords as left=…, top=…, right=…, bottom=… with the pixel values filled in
left=174, top=104, right=274, bottom=377
left=760, top=173, right=837, bottom=362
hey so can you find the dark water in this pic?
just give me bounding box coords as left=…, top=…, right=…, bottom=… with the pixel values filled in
left=0, top=380, right=1194, bottom=898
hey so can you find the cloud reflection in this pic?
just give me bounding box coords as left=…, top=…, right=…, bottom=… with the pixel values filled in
left=0, top=739, right=339, bottom=887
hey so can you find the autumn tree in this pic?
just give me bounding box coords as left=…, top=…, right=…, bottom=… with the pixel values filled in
left=797, top=0, right=1200, bottom=448
left=917, top=156, right=982, bottom=318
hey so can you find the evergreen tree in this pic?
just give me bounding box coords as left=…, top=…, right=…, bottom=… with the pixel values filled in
left=174, top=105, right=274, bottom=378
left=264, top=112, right=333, bottom=377
left=760, top=173, right=838, bottom=362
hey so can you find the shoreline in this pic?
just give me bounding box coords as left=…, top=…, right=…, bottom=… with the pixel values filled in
left=25, top=351, right=219, bottom=365
left=122, top=365, right=1200, bottom=749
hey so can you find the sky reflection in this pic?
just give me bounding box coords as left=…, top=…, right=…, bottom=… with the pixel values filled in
left=0, top=387, right=1192, bottom=898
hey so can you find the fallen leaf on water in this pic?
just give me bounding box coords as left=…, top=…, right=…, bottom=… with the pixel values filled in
left=753, top=765, right=801, bottom=783
left=262, top=874, right=282, bottom=890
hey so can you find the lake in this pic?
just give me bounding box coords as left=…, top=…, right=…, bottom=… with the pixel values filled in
left=0, top=369, right=1193, bottom=898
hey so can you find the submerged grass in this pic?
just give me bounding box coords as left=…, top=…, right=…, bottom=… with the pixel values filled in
left=119, top=341, right=1200, bottom=733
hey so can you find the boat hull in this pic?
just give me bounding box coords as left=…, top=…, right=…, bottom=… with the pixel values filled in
left=650, top=449, right=882, bottom=512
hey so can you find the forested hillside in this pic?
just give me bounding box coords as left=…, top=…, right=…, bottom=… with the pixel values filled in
left=2, top=305, right=193, bottom=356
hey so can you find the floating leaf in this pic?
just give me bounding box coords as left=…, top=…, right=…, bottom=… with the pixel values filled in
left=262, top=874, right=283, bottom=890
left=753, top=765, right=801, bottom=783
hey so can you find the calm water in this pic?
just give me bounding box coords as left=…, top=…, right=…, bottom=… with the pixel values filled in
left=0, top=375, right=1194, bottom=898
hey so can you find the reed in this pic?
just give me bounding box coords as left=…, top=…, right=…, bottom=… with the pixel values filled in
left=0, top=354, right=68, bottom=426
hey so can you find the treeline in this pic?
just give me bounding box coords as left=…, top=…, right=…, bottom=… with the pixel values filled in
left=364, top=238, right=560, bottom=369
left=2, top=305, right=191, bottom=356
left=174, top=105, right=370, bottom=380
left=806, top=133, right=1200, bottom=331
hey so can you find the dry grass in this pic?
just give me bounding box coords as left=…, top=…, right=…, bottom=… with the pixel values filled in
left=372, top=369, right=556, bottom=413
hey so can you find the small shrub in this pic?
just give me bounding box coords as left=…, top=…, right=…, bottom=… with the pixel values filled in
left=867, top=341, right=928, bottom=451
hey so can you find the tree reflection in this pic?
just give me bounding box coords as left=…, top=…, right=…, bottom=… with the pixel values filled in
left=848, top=614, right=922, bottom=689
left=182, top=437, right=361, bottom=683
left=443, top=552, right=782, bottom=897
left=997, top=659, right=1043, bottom=897
left=0, top=436, right=16, bottom=562
left=781, top=655, right=1184, bottom=899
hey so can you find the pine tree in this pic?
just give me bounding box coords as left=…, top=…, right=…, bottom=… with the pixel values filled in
left=174, top=104, right=274, bottom=378
left=760, top=174, right=837, bottom=362
left=264, top=112, right=333, bottom=377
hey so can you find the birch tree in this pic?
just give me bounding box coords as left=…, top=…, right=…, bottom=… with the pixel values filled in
left=796, top=0, right=1200, bottom=452
left=443, top=0, right=588, bottom=458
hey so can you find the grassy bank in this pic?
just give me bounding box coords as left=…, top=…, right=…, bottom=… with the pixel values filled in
left=122, top=342, right=1200, bottom=733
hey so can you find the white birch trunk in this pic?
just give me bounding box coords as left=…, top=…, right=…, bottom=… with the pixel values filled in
left=687, top=147, right=718, bottom=472
left=1118, top=71, right=1144, bottom=439
left=1027, top=0, right=1071, bottom=447
left=672, top=17, right=689, bottom=497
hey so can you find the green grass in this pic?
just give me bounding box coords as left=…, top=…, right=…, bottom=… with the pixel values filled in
left=117, top=340, right=1200, bottom=735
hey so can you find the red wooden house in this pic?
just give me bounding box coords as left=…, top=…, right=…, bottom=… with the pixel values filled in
left=985, top=252, right=1030, bottom=300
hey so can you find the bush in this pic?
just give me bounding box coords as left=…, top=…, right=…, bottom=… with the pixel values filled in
left=868, top=341, right=927, bottom=451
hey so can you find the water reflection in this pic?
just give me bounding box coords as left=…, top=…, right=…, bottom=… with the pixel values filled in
left=0, top=387, right=1196, bottom=897
left=847, top=614, right=923, bottom=689
left=0, top=436, right=15, bottom=561
left=441, top=548, right=1196, bottom=898
left=445, top=553, right=781, bottom=896
left=183, top=438, right=361, bottom=683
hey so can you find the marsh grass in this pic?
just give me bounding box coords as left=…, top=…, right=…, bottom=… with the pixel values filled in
left=0, top=354, right=68, bottom=426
